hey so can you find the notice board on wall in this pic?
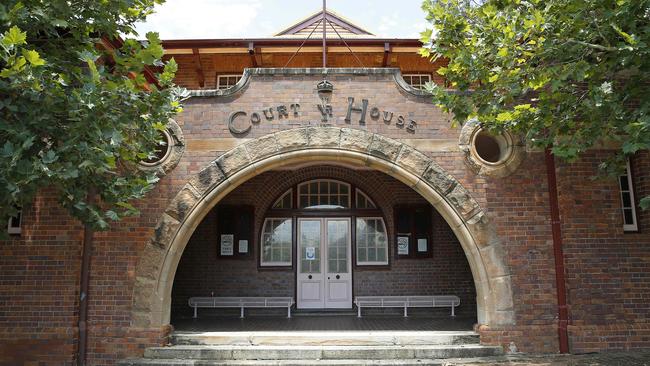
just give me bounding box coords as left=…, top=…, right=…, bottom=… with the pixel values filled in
left=216, top=205, right=253, bottom=258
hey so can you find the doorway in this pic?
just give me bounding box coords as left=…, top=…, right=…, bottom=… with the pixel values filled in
left=297, top=217, right=352, bottom=309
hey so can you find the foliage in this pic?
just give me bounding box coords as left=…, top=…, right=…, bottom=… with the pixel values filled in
left=420, top=0, right=650, bottom=209
left=0, top=0, right=186, bottom=230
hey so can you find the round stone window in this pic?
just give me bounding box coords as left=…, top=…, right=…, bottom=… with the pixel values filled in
left=472, top=129, right=512, bottom=165
left=459, top=120, right=525, bottom=178
left=139, top=119, right=185, bottom=176
left=141, top=129, right=173, bottom=167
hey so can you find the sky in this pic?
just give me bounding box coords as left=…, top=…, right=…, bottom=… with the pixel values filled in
left=134, top=0, right=429, bottom=40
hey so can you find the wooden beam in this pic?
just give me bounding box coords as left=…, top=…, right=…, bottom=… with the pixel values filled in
left=197, top=47, right=249, bottom=54
left=163, top=48, right=194, bottom=55
left=328, top=46, right=384, bottom=53
left=383, top=42, right=391, bottom=67
left=255, top=47, right=263, bottom=67
left=259, top=46, right=322, bottom=53
left=192, top=48, right=205, bottom=88
left=392, top=46, right=421, bottom=53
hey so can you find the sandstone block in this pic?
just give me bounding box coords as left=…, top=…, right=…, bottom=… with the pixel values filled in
left=368, top=134, right=402, bottom=161
left=189, top=162, right=226, bottom=195
left=244, top=134, right=279, bottom=162
left=396, top=144, right=431, bottom=176
left=340, top=128, right=373, bottom=152
left=215, top=145, right=251, bottom=177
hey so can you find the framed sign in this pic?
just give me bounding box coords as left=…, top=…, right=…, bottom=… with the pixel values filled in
left=397, top=236, right=409, bottom=255
left=220, top=234, right=234, bottom=256
left=216, top=205, right=254, bottom=259
left=417, top=238, right=428, bottom=252
left=306, top=247, right=316, bottom=260
left=394, top=205, right=433, bottom=258
left=238, top=239, right=249, bottom=254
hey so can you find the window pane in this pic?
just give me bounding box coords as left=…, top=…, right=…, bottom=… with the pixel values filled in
left=622, top=193, right=632, bottom=208
left=619, top=176, right=629, bottom=191
left=261, top=218, right=292, bottom=266
left=356, top=218, right=388, bottom=265
left=300, top=220, right=321, bottom=273
left=624, top=209, right=634, bottom=225
left=272, top=190, right=292, bottom=209
left=298, top=180, right=350, bottom=209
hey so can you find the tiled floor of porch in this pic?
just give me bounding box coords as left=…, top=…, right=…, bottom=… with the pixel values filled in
left=173, top=314, right=476, bottom=332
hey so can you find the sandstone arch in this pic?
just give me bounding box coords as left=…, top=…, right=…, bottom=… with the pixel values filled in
left=131, top=126, right=514, bottom=329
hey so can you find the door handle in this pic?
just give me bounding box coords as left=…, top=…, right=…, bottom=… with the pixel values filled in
left=308, top=275, right=312, bottom=279
left=336, top=275, right=340, bottom=280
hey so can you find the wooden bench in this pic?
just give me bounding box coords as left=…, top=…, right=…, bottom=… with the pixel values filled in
left=354, top=295, right=460, bottom=317
left=188, top=296, right=295, bottom=319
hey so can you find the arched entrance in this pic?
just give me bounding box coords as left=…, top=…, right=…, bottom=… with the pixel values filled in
left=130, top=127, right=514, bottom=330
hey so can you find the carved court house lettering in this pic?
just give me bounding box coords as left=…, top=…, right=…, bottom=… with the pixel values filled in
left=227, top=96, right=419, bottom=135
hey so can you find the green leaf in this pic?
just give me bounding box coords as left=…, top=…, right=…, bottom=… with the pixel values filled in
left=42, top=150, right=57, bottom=164
left=496, top=112, right=513, bottom=122
left=22, top=49, right=45, bottom=66
left=1, top=141, right=14, bottom=157
left=2, top=26, right=27, bottom=47
left=640, top=196, right=650, bottom=211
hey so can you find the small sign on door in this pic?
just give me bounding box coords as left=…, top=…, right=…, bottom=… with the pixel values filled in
left=306, top=247, right=316, bottom=260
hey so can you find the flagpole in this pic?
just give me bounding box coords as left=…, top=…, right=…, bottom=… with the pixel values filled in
left=322, top=0, right=327, bottom=67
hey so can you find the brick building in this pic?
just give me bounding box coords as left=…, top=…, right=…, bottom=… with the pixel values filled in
left=1, top=9, right=649, bottom=365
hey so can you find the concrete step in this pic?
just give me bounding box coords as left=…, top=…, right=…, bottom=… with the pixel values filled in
left=171, top=331, right=480, bottom=346
left=141, top=344, right=503, bottom=360
left=118, top=359, right=450, bottom=365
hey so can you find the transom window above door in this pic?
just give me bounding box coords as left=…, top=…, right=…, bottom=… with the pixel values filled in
left=298, top=179, right=350, bottom=209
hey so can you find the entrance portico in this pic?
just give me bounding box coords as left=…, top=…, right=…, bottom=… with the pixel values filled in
left=131, top=123, right=514, bottom=331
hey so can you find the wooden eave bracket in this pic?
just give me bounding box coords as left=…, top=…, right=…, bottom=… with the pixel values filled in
left=248, top=42, right=261, bottom=67
left=383, top=42, right=391, bottom=67
left=192, top=48, right=205, bottom=88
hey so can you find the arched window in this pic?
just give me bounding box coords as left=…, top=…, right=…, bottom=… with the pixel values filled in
left=272, top=188, right=293, bottom=209
left=261, top=179, right=388, bottom=267
left=298, top=179, right=350, bottom=209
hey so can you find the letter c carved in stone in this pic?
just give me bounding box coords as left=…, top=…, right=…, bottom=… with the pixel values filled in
left=228, top=111, right=251, bottom=135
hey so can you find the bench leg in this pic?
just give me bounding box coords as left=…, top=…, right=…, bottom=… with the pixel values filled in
left=357, top=306, right=361, bottom=318
left=193, top=306, right=197, bottom=319
left=404, top=305, right=408, bottom=317
left=451, top=305, right=455, bottom=317
left=240, top=306, right=245, bottom=319
left=287, top=306, right=291, bottom=318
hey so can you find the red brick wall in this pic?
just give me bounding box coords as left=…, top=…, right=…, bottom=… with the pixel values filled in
left=172, top=166, right=477, bottom=318
left=0, top=190, right=81, bottom=365
left=1, top=70, right=649, bottom=364
left=557, top=151, right=650, bottom=353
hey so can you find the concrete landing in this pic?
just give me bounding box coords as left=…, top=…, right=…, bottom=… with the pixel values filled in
left=172, top=330, right=479, bottom=346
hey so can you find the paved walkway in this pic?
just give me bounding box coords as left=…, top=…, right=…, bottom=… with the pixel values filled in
left=445, top=351, right=650, bottom=365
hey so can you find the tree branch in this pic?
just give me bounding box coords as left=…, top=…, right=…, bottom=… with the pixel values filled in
left=567, top=39, right=618, bottom=52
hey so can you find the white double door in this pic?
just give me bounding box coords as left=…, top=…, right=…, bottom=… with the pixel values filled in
left=297, top=218, right=352, bottom=309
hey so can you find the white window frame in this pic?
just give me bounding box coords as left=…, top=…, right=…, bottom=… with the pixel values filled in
left=619, top=159, right=638, bottom=232
left=355, top=217, right=388, bottom=266
left=216, top=74, right=242, bottom=90
left=260, top=217, right=293, bottom=267
left=402, top=73, right=432, bottom=90
left=355, top=188, right=377, bottom=209
left=7, top=210, right=21, bottom=235
left=272, top=188, right=293, bottom=209
left=298, top=179, right=351, bottom=209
